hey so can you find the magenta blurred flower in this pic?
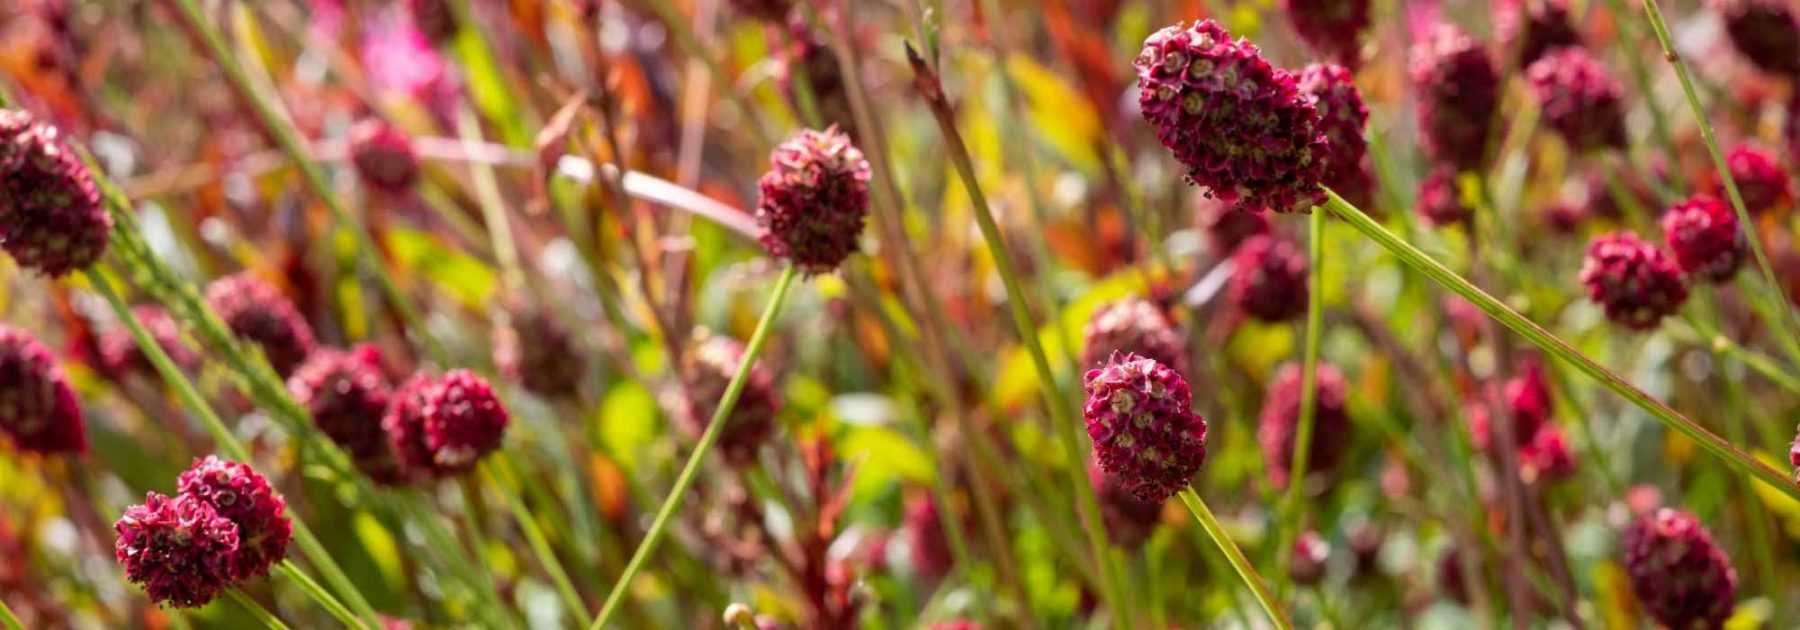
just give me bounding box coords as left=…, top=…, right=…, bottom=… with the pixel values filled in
left=904, top=494, right=952, bottom=581
left=385, top=370, right=510, bottom=477
left=1713, top=0, right=1800, bottom=77
left=1229, top=234, right=1309, bottom=322
left=1661, top=195, right=1747, bottom=282
left=1720, top=144, right=1791, bottom=217
left=1579, top=232, right=1688, bottom=330
left=1283, top=0, right=1371, bottom=68
left=206, top=273, right=317, bottom=378
left=0, top=109, right=110, bottom=277
left=1526, top=48, right=1626, bottom=153
left=1410, top=25, right=1500, bottom=170
left=114, top=493, right=239, bottom=608
left=0, top=324, right=85, bottom=455
left=1298, top=63, right=1373, bottom=208
left=756, top=127, right=872, bottom=273
left=1081, top=297, right=1186, bottom=375
left=1497, top=0, right=1582, bottom=69
left=677, top=333, right=780, bottom=467
left=289, top=345, right=407, bottom=484
left=1623, top=508, right=1738, bottom=629
left=177, top=456, right=292, bottom=582
left=1258, top=362, right=1351, bottom=488
left=1415, top=165, right=1471, bottom=227
left=349, top=118, right=420, bottom=195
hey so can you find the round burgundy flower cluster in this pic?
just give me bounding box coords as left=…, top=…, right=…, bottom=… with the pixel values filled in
left=206, top=273, right=317, bottom=377
left=1579, top=232, right=1689, bottom=330
left=1415, top=166, right=1471, bottom=227
left=0, top=109, right=110, bottom=276
left=1282, top=0, right=1370, bottom=68
left=1229, top=234, right=1309, bottom=322
left=385, top=369, right=511, bottom=476
left=1081, top=297, right=1186, bottom=375
left=1472, top=360, right=1578, bottom=483
left=349, top=118, right=421, bottom=195
left=289, top=345, right=406, bottom=484
left=1258, top=362, right=1350, bottom=488
left=0, top=324, right=86, bottom=455
left=756, top=127, right=871, bottom=274
left=1713, top=0, right=1800, bottom=77
left=904, top=494, right=952, bottom=581
left=1082, top=353, right=1209, bottom=503
left=678, top=333, right=781, bottom=467
left=1289, top=531, right=1331, bottom=586
left=1135, top=20, right=1331, bottom=213
left=1196, top=198, right=1270, bottom=255
left=1661, top=195, right=1747, bottom=282
left=1089, top=462, right=1164, bottom=550
left=493, top=304, right=585, bottom=399
left=96, top=305, right=200, bottom=380
left=114, top=457, right=291, bottom=607
left=1623, top=508, right=1739, bottom=629
left=1498, top=0, right=1582, bottom=69
left=1525, top=48, right=1626, bottom=153
left=1721, top=144, right=1791, bottom=217
left=1299, top=63, right=1373, bottom=208
left=1410, top=25, right=1501, bottom=171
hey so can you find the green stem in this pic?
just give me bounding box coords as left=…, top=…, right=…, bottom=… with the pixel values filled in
left=485, top=463, right=592, bottom=620
left=1637, top=0, right=1800, bottom=369
left=274, top=561, right=359, bottom=629
left=228, top=589, right=293, bottom=630
left=163, top=0, right=447, bottom=364
left=1177, top=489, right=1293, bottom=630
left=589, top=265, right=799, bottom=629
left=1680, top=314, right=1800, bottom=396
left=1275, top=207, right=1327, bottom=599
left=86, top=267, right=381, bottom=630
left=0, top=598, right=22, bottom=630
left=1323, top=190, right=1800, bottom=500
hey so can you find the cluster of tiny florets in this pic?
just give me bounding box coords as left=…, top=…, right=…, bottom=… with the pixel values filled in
left=0, top=324, right=85, bottom=455
left=1579, top=232, right=1689, bottom=330
left=1089, top=462, right=1165, bottom=550
left=1410, top=25, right=1501, bottom=170
left=1661, top=195, right=1747, bottom=282
left=1415, top=166, right=1471, bottom=227
left=0, top=109, right=110, bottom=276
left=96, top=305, right=200, bottom=380
left=1721, top=144, right=1791, bottom=217
left=1229, top=235, right=1309, bottom=322
left=1282, top=0, right=1371, bottom=68
left=289, top=345, right=406, bottom=483
left=1081, top=297, right=1186, bottom=375
left=1135, top=20, right=1330, bottom=213
left=493, top=304, right=585, bottom=399
left=1082, top=353, right=1209, bottom=503
left=176, top=456, right=293, bottom=582
left=1298, top=63, right=1372, bottom=208
left=755, top=127, right=871, bottom=273
left=349, top=118, right=421, bottom=194
left=1498, top=0, right=1583, bottom=68
left=206, top=273, right=317, bottom=377
left=393, top=369, right=509, bottom=476
left=1526, top=48, right=1626, bottom=153
left=1258, top=362, right=1350, bottom=488
left=1623, top=508, right=1739, bottom=629
left=113, top=493, right=239, bottom=608
left=1713, top=0, right=1800, bottom=77
left=679, top=333, right=781, bottom=467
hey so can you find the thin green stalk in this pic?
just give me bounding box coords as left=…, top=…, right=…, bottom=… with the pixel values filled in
left=1275, top=207, right=1327, bottom=599
left=228, top=589, right=293, bottom=630
left=274, top=561, right=359, bottom=629
left=485, top=463, right=592, bottom=621
left=589, top=265, right=799, bottom=630
left=163, top=0, right=447, bottom=364
left=1680, top=314, right=1800, bottom=396
left=86, top=267, right=381, bottom=630
left=1602, top=0, right=1685, bottom=192
left=1637, top=0, right=1800, bottom=369
left=0, top=598, right=22, bottom=630
left=903, top=43, right=1130, bottom=621
left=1323, top=190, right=1800, bottom=500
left=1177, top=489, right=1293, bottom=630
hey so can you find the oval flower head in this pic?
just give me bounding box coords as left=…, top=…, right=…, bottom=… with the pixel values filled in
left=1081, top=297, right=1186, bottom=375
left=177, top=456, right=293, bottom=582
left=205, top=273, right=318, bottom=378
left=289, top=345, right=407, bottom=484
left=1135, top=20, right=1330, bottom=213
left=1526, top=47, right=1627, bottom=154
left=755, top=127, right=871, bottom=274
left=1661, top=195, right=1747, bottom=282
left=1410, top=25, right=1501, bottom=171
left=114, top=492, right=240, bottom=608
left=0, top=324, right=86, bottom=455
left=385, top=369, right=510, bottom=476
left=0, top=109, right=111, bottom=276
left=1623, top=508, right=1738, bottom=629
left=1579, top=232, right=1688, bottom=330
left=1082, top=353, right=1208, bottom=503
left=1297, top=63, right=1372, bottom=209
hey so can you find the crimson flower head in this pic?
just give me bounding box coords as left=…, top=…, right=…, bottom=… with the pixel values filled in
left=1713, top=0, right=1800, bottom=77
left=1229, top=235, right=1309, bottom=322
left=206, top=273, right=317, bottom=377
left=1720, top=144, right=1791, bottom=217
left=1623, top=508, right=1738, bottom=629
left=678, top=333, right=780, bottom=467
left=1298, top=63, right=1372, bottom=208
left=0, top=324, right=85, bottom=455
left=177, top=456, right=292, bottom=582
left=1258, top=362, right=1351, bottom=488
left=1518, top=426, right=1577, bottom=483
left=1526, top=48, right=1626, bottom=153
left=1135, top=20, right=1330, bottom=213
left=1081, top=297, right=1186, bottom=375
left=493, top=304, right=585, bottom=399
left=1471, top=358, right=1555, bottom=452
left=1498, top=0, right=1582, bottom=68
left=1415, top=165, right=1471, bottom=227
left=0, top=109, right=110, bottom=276
left=1661, top=195, right=1747, bottom=282
left=904, top=493, right=952, bottom=581
left=1089, top=462, right=1164, bottom=550
left=396, top=369, right=509, bottom=475
left=755, top=127, right=871, bottom=274
left=1579, top=232, right=1688, bottom=330
left=1290, top=531, right=1331, bottom=586
left=349, top=118, right=420, bottom=194
left=289, top=345, right=406, bottom=484
left=1410, top=25, right=1501, bottom=170
left=114, top=493, right=239, bottom=608
left=97, top=305, right=199, bottom=379
left=1082, top=353, right=1208, bottom=503
left=1282, top=0, right=1371, bottom=68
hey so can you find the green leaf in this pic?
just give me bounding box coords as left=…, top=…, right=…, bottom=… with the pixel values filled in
left=838, top=427, right=934, bottom=503
left=600, top=382, right=661, bottom=470
left=384, top=228, right=498, bottom=311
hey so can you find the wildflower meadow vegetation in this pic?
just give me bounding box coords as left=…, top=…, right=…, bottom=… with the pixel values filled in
left=9, top=0, right=1800, bottom=627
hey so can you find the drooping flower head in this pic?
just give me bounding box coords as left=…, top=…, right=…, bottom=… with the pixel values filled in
left=1579, top=232, right=1688, bottom=330
left=348, top=118, right=420, bottom=194
left=1258, top=362, right=1351, bottom=488
left=206, top=273, right=317, bottom=377
left=1082, top=353, right=1209, bottom=503
left=114, top=493, right=239, bottom=608
left=1229, top=234, right=1310, bottom=322
left=177, top=456, right=292, bottom=582
left=1661, top=195, right=1748, bottom=282
left=1410, top=25, right=1501, bottom=170
left=1720, top=144, right=1791, bottom=217
left=1298, top=63, right=1373, bottom=208
left=0, top=324, right=85, bottom=455
left=0, top=109, right=110, bottom=276
left=1497, top=0, right=1583, bottom=68
left=1081, top=297, right=1186, bottom=375
left=1089, top=462, right=1164, bottom=550
left=1283, top=0, right=1371, bottom=68
left=755, top=127, right=871, bottom=273
left=1526, top=48, right=1626, bottom=153
left=1135, top=20, right=1330, bottom=213
left=1416, top=165, right=1471, bottom=228
left=289, top=345, right=406, bottom=484
left=96, top=305, right=200, bottom=380
left=1713, top=0, right=1800, bottom=77
left=493, top=303, right=586, bottom=399
left=1623, top=508, right=1738, bottom=629
left=678, top=333, right=781, bottom=467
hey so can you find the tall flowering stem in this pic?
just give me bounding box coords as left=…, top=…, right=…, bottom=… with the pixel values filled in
left=1178, top=489, right=1294, bottom=630
left=1323, top=189, right=1800, bottom=500
left=1275, top=208, right=1327, bottom=599
left=903, top=42, right=1131, bottom=618
left=590, top=265, right=799, bottom=630
left=162, top=0, right=447, bottom=364
left=1637, top=0, right=1800, bottom=367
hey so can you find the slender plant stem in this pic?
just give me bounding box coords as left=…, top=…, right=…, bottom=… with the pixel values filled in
left=1323, top=190, right=1800, bottom=500
left=163, top=0, right=447, bottom=364
left=485, top=464, right=592, bottom=620
left=274, top=561, right=359, bottom=629
left=0, top=598, right=22, bottom=630
left=1636, top=0, right=1800, bottom=368
left=1680, top=314, right=1800, bottom=396
left=589, top=265, right=799, bottom=629
left=228, top=589, right=293, bottom=630
left=1275, top=207, right=1327, bottom=599
left=1177, top=489, right=1293, bottom=630
left=86, top=267, right=380, bottom=630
